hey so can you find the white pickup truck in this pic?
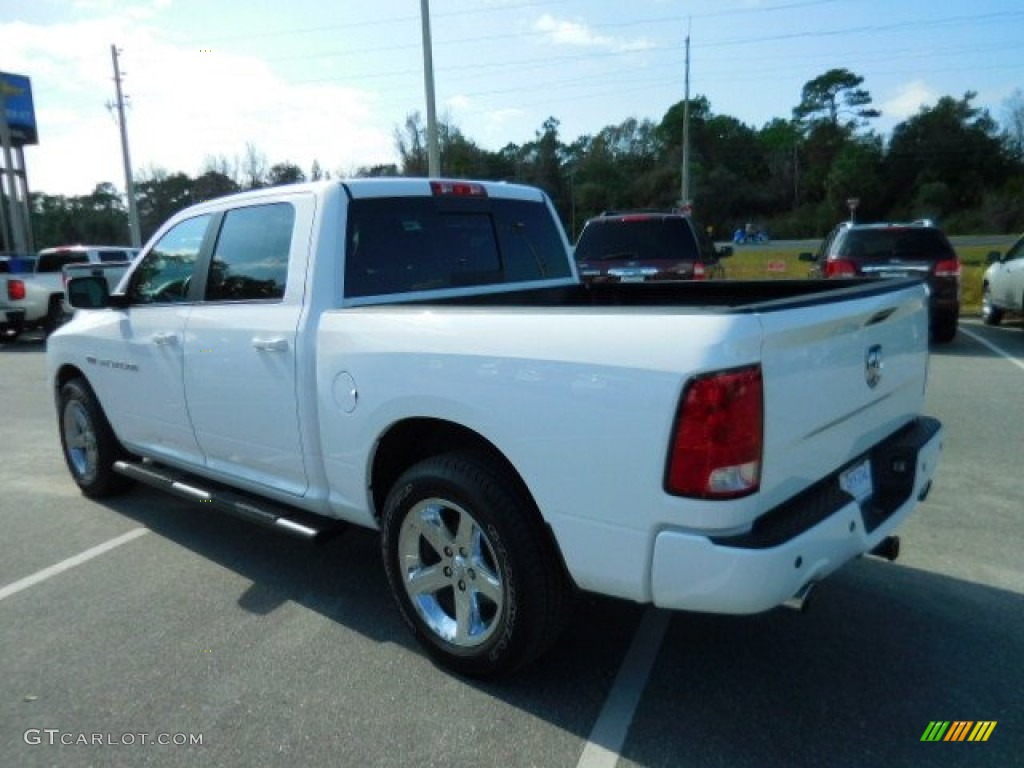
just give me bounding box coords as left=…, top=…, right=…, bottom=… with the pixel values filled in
left=0, top=245, right=136, bottom=337
left=48, top=179, right=943, bottom=676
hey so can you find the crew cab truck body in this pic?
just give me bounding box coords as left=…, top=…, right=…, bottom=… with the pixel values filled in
left=48, top=179, right=943, bottom=676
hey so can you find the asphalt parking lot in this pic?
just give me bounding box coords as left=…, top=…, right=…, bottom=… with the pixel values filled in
left=1, top=318, right=1021, bottom=768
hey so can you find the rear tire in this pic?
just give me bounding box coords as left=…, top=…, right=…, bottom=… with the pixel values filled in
left=43, top=295, right=65, bottom=336
left=931, top=313, right=957, bottom=343
left=381, top=451, right=572, bottom=677
left=58, top=377, right=133, bottom=497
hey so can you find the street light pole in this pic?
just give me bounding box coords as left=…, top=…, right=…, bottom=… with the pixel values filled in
left=420, top=0, right=440, bottom=177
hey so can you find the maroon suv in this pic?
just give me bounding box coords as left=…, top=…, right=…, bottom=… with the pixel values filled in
left=574, top=211, right=731, bottom=283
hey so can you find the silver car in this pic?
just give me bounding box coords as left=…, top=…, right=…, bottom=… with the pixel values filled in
left=982, top=234, right=1024, bottom=327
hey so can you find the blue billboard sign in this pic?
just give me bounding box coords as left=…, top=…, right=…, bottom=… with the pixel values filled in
left=1, top=72, right=38, bottom=146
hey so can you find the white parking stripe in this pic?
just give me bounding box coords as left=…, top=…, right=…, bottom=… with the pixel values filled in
left=0, top=528, right=148, bottom=603
left=577, top=608, right=670, bottom=768
left=959, top=327, right=1024, bottom=373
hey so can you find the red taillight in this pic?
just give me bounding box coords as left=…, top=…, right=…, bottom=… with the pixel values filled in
left=430, top=180, right=487, bottom=198
left=7, top=279, right=26, bottom=301
left=692, top=262, right=707, bottom=279
left=825, top=259, right=858, bottom=277
left=666, top=366, right=763, bottom=499
left=935, top=258, right=961, bottom=279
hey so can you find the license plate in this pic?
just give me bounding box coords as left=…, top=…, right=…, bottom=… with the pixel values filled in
left=620, top=275, right=645, bottom=283
left=840, top=459, right=873, bottom=502
left=878, top=271, right=909, bottom=278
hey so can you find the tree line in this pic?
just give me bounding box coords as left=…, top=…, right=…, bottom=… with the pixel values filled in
left=22, top=68, right=1024, bottom=249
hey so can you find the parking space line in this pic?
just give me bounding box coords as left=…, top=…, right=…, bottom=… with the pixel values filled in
left=959, top=327, right=1024, bottom=373
left=577, top=607, right=670, bottom=768
left=0, top=528, right=148, bottom=603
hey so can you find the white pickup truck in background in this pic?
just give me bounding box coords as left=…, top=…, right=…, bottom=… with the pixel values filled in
left=0, top=244, right=137, bottom=338
left=48, top=179, right=943, bottom=676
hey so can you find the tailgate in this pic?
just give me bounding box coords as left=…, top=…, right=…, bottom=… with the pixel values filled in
left=755, top=279, right=931, bottom=511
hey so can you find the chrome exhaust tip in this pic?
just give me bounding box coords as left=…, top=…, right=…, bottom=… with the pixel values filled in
left=783, top=581, right=817, bottom=613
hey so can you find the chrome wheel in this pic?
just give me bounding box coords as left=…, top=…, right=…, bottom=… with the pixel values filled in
left=63, top=399, right=99, bottom=484
left=397, top=498, right=504, bottom=649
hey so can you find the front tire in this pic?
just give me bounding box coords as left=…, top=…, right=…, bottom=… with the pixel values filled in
left=981, top=285, right=1003, bottom=326
left=381, top=452, right=572, bottom=677
left=58, top=377, right=133, bottom=497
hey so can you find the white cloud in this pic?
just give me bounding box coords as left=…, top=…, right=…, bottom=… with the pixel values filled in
left=881, top=80, right=937, bottom=122
left=7, top=16, right=396, bottom=196
left=534, top=14, right=654, bottom=53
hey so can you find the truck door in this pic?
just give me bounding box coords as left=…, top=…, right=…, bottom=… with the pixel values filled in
left=94, top=213, right=212, bottom=464
left=183, top=200, right=309, bottom=496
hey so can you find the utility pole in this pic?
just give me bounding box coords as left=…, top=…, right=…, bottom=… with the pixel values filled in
left=420, top=0, right=440, bottom=177
left=679, top=22, right=692, bottom=208
left=110, top=45, right=142, bottom=247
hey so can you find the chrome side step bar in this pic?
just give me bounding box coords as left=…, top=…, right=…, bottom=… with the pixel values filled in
left=113, top=460, right=341, bottom=542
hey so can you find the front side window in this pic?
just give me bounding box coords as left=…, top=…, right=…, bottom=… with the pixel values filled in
left=127, top=215, right=211, bottom=304
left=205, top=203, right=294, bottom=301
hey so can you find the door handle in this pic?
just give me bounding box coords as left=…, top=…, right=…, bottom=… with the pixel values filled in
left=252, top=337, right=288, bottom=352
left=152, top=332, right=178, bottom=346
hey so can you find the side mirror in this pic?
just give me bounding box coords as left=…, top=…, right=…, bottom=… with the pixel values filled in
left=798, top=252, right=817, bottom=263
left=66, top=276, right=111, bottom=309
left=717, top=245, right=733, bottom=259
left=986, top=250, right=1002, bottom=265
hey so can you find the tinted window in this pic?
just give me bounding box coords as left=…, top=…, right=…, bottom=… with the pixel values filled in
left=205, top=203, right=294, bottom=301
left=840, top=228, right=954, bottom=261
left=1005, top=236, right=1024, bottom=263
left=345, top=197, right=569, bottom=298
left=127, top=215, right=211, bottom=304
left=37, top=251, right=88, bottom=272
left=575, top=218, right=700, bottom=262
left=98, top=250, right=132, bottom=262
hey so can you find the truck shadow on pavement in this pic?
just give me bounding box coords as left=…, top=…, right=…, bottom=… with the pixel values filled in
left=100, top=487, right=1020, bottom=768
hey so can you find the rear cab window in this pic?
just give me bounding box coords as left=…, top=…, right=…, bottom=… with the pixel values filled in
left=344, top=196, right=571, bottom=299
left=36, top=251, right=89, bottom=272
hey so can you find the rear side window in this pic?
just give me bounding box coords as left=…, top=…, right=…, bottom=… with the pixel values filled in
left=205, top=203, right=294, bottom=301
left=345, top=197, right=570, bottom=298
left=575, top=218, right=700, bottom=262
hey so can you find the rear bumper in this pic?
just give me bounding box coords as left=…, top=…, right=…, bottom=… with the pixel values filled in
left=650, top=417, right=943, bottom=613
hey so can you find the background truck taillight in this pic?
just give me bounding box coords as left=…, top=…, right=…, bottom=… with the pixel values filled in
left=665, top=365, right=763, bottom=499
left=7, top=279, right=26, bottom=301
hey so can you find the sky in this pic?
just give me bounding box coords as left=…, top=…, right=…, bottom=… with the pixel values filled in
left=2, top=0, right=1023, bottom=198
